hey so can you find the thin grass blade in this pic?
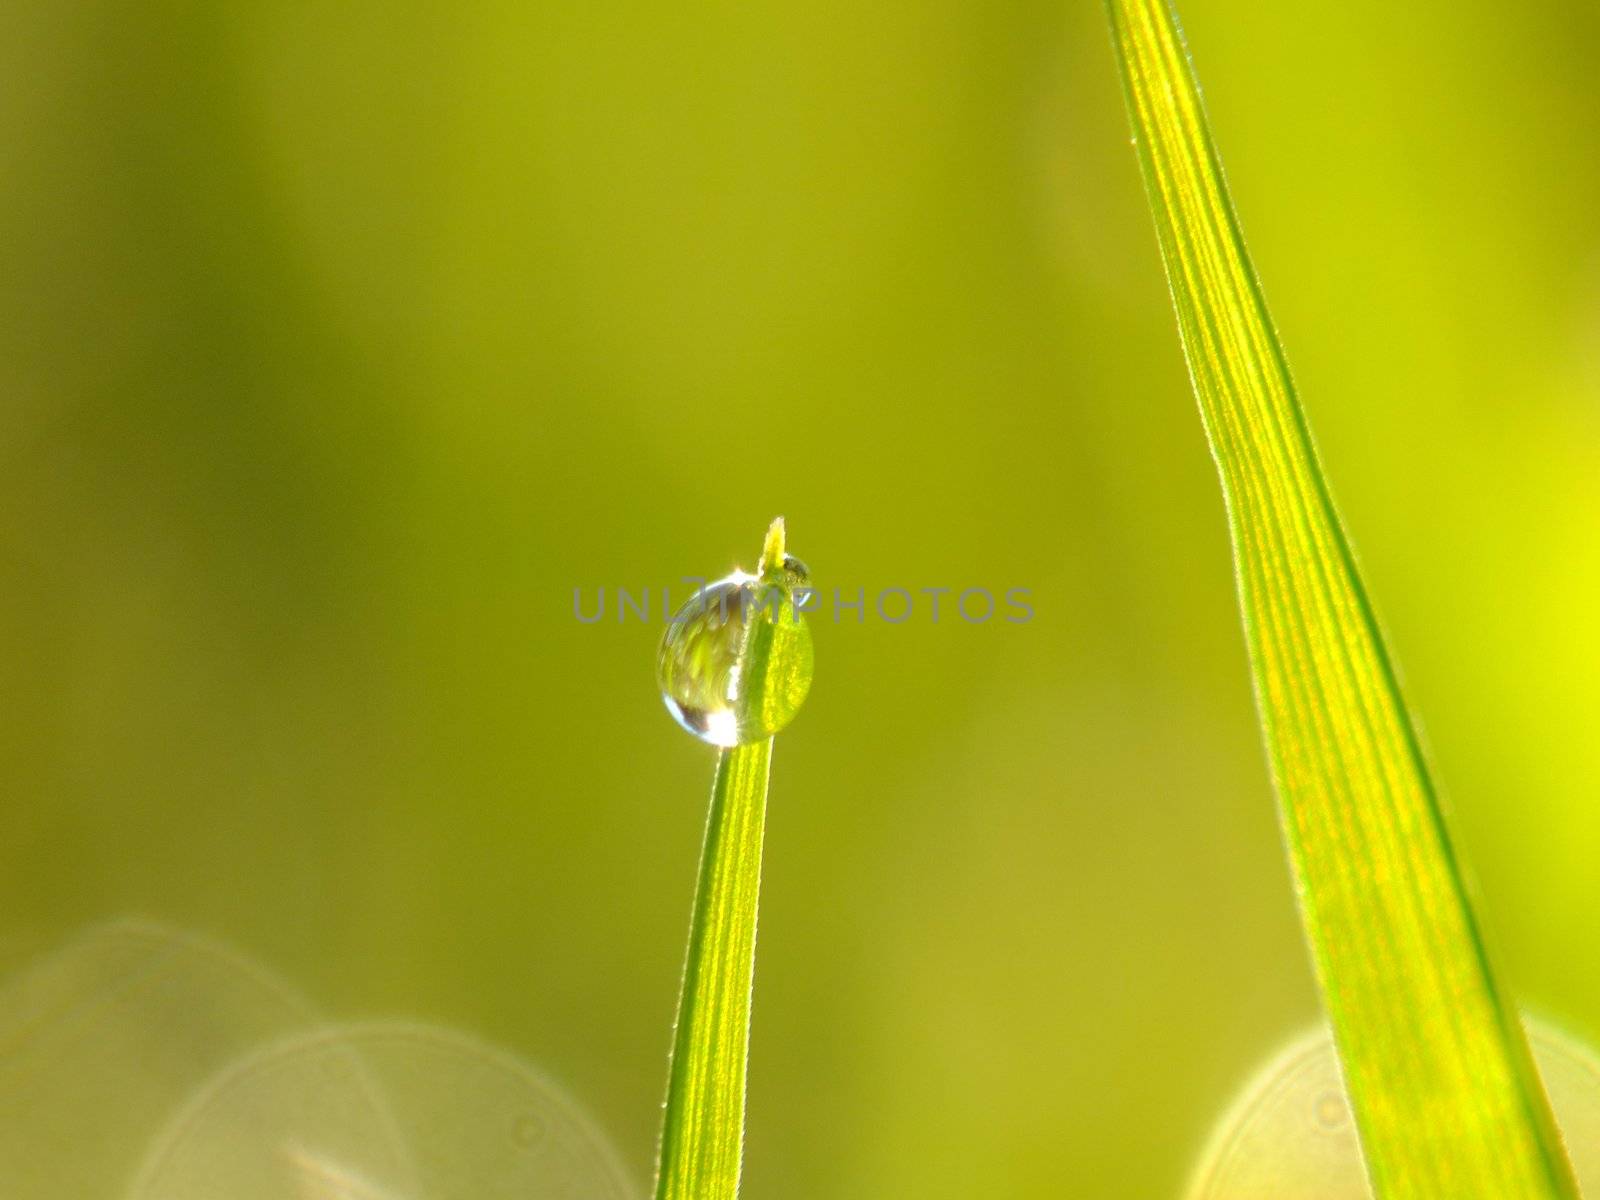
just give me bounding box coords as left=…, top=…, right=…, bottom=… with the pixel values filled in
left=654, top=738, right=771, bottom=1200
left=653, top=518, right=811, bottom=1200
left=1104, top=2, right=1580, bottom=1195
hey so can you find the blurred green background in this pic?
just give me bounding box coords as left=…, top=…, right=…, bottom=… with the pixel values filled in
left=4, top=0, right=1600, bottom=1195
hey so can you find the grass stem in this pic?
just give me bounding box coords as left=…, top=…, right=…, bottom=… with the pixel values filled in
left=653, top=734, right=773, bottom=1200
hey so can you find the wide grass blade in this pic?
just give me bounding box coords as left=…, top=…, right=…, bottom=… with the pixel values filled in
left=654, top=738, right=771, bottom=1200
left=1104, top=2, right=1581, bottom=1196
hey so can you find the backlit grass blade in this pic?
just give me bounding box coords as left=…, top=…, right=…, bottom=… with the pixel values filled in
left=654, top=738, right=771, bottom=1200
left=653, top=518, right=812, bottom=1200
left=1104, top=2, right=1581, bottom=1196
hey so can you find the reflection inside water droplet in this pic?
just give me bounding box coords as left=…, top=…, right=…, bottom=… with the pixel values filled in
left=656, top=567, right=813, bottom=748
left=1186, top=1017, right=1600, bottom=1198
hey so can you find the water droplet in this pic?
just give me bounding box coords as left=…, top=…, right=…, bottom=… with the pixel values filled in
left=656, top=522, right=814, bottom=747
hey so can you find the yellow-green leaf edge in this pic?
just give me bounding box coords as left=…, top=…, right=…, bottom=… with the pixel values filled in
left=1104, top=2, right=1580, bottom=1196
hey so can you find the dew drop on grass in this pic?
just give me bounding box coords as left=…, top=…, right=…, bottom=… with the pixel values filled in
left=1186, top=1018, right=1600, bottom=1197
left=657, top=520, right=813, bottom=747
